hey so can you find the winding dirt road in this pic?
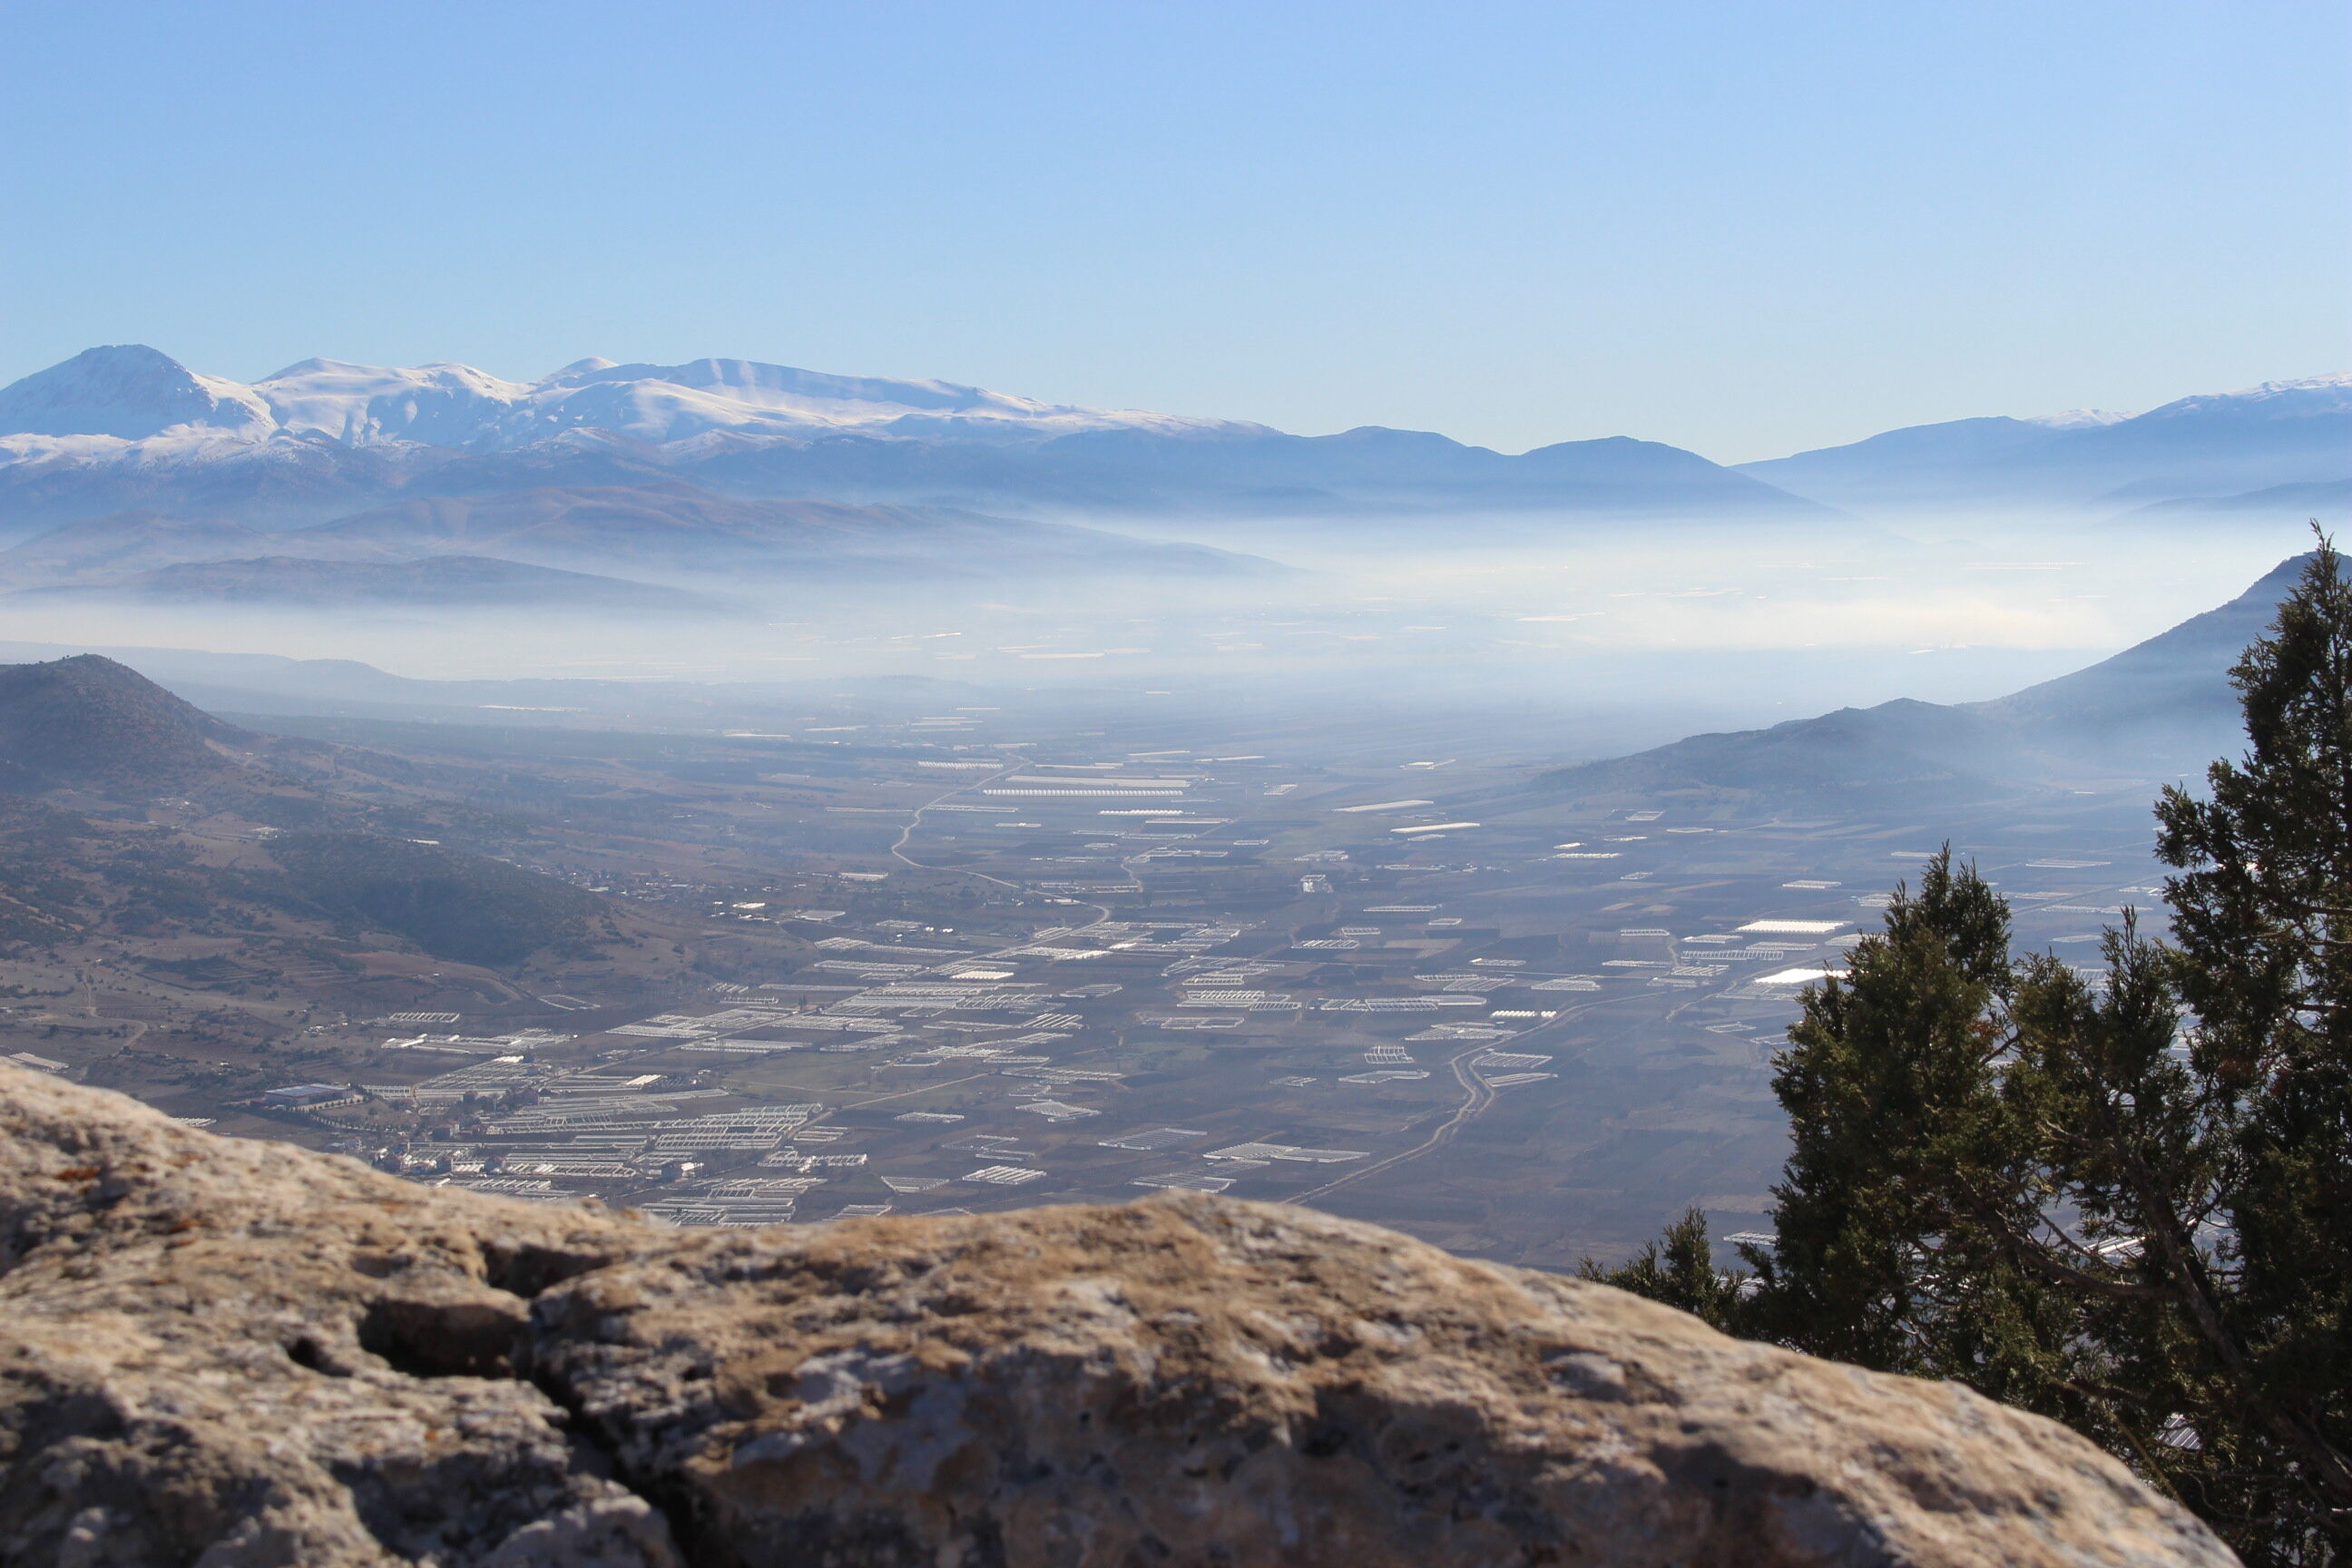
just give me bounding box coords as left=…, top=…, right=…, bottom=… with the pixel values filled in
left=1291, top=998, right=1606, bottom=1206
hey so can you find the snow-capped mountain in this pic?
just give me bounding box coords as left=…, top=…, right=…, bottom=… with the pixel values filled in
left=1738, top=373, right=2352, bottom=514
left=0, top=346, right=1828, bottom=531
left=0, top=345, right=276, bottom=441
left=2122, top=373, right=2352, bottom=426
left=0, top=345, right=1259, bottom=457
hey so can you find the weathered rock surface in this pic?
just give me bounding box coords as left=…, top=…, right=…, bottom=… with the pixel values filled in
left=0, top=1066, right=2237, bottom=1567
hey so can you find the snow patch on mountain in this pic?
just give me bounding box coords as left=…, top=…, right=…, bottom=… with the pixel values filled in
left=2132, top=373, right=2352, bottom=423
left=0, top=347, right=274, bottom=442
left=0, top=348, right=1264, bottom=463
left=250, top=358, right=536, bottom=446
left=2015, top=376, right=2350, bottom=432
left=2021, top=407, right=2133, bottom=430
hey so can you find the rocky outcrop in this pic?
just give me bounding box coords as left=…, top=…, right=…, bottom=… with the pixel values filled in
left=0, top=1066, right=2236, bottom=1567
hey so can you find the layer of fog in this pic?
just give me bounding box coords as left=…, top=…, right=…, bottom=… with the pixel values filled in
left=0, top=509, right=2314, bottom=767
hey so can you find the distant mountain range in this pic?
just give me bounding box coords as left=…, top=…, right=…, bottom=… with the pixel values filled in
left=1542, top=554, right=2311, bottom=807
left=279, top=483, right=1278, bottom=578
left=0, top=346, right=2337, bottom=534
left=1737, top=377, right=2351, bottom=516
left=2111, top=479, right=2352, bottom=529
left=14, top=554, right=737, bottom=615
left=0, top=638, right=990, bottom=733
left=0, top=480, right=1284, bottom=609
left=0, top=346, right=1831, bottom=530
left=0, top=346, right=1253, bottom=446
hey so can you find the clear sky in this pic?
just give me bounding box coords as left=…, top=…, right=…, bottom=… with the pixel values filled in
left=1, top=1, right=2342, bottom=462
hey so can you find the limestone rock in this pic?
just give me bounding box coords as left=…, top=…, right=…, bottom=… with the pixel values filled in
left=0, top=1063, right=658, bottom=1566
left=0, top=1066, right=2237, bottom=1567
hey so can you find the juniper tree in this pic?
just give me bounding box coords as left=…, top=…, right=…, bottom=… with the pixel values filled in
left=2148, top=534, right=2352, bottom=1553
left=1576, top=1206, right=1743, bottom=1328
left=1602, top=538, right=2352, bottom=1563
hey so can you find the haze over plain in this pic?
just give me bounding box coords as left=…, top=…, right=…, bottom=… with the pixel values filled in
left=0, top=0, right=2344, bottom=1319
left=6, top=9, right=2351, bottom=1563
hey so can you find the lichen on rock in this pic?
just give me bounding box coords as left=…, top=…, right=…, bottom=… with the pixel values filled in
left=0, top=1066, right=2238, bottom=1566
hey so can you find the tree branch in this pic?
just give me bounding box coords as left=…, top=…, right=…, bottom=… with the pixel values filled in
left=1955, top=1192, right=2171, bottom=1301
left=2113, top=1142, right=2352, bottom=1513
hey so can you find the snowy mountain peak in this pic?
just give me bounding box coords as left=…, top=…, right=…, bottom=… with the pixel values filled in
left=248, top=359, right=534, bottom=446
left=2016, top=376, right=2352, bottom=431
left=2022, top=407, right=2133, bottom=430
left=1735, top=369, right=2352, bottom=513
left=2135, top=373, right=2352, bottom=423
left=0, top=345, right=273, bottom=440
left=0, top=348, right=1262, bottom=454
left=2233, top=371, right=2352, bottom=396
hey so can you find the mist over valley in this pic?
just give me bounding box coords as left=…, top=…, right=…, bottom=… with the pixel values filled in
left=0, top=339, right=2339, bottom=1269
left=9, top=7, right=2349, bottom=1557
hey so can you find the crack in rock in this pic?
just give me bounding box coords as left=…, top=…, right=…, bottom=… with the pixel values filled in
left=0, top=1065, right=2236, bottom=1568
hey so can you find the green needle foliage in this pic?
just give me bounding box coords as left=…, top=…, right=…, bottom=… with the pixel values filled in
left=1600, top=536, right=2352, bottom=1564
left=1575, top=1206, right=1745, bottom=1325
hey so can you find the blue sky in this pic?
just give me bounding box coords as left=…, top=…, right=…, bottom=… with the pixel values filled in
left=1, top=1, right=2342, bottom=461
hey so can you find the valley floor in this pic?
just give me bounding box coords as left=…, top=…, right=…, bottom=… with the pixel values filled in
left=1, top=687, right=2180, bottom=1269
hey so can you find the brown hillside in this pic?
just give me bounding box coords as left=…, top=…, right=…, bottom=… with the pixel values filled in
left=0, top=653, right=257, bottom=790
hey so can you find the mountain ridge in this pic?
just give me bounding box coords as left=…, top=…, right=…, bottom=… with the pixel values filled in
left=0, top=652, right=259, bottom=790
left=0, top=653, right=692, bottom=967
left=1738, top=375, right=2351, bottom=513
left=12, top=554, right=741, bottom=614
left=0, top=344, right=1259, bottom=449
left=0, top=347, right=1835, bottom=527
left=0, top=479, right=1289, bottom=586
left=1540, top=553, right=2315, bottom=806
left=3, top=346, right=2336, bottom=525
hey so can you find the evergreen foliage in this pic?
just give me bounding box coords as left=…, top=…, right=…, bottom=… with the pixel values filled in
left=1602, top=537, right=2352, bottom=1563
left=1576, top=1207, right=1742, bottom=1328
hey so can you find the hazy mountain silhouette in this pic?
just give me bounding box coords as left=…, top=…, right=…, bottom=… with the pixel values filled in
left=282, top=481, right=1284, bottom=579
left=0, top=478, right=1287, bottom=583
left=0, top=510, right=270, bottom=580
left=1739, top=377, right=2350, bottom=514
left=2104, top=479, right=2352, bottom=529
left=0, top=653, right=618, bottom=965
left=18, top=554, right=738, bottom=614
left=1542, top=554, right=2314, bottom=806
